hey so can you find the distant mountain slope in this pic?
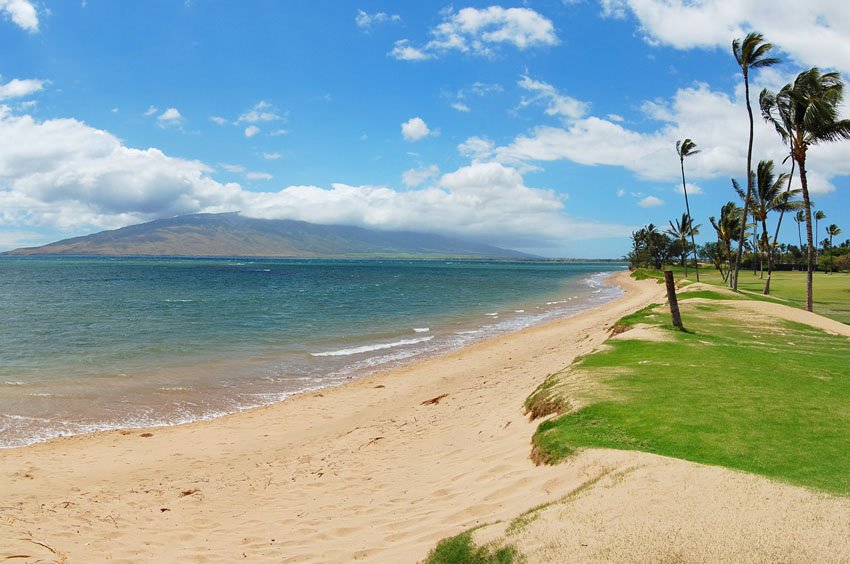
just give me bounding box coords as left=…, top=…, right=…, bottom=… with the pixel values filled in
left=4, top=213, right=537, bottom=258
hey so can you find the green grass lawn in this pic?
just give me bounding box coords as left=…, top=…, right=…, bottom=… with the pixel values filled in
left=530, top=291, right=850, bottom=495
left=673, top=266, right=850, bottom=324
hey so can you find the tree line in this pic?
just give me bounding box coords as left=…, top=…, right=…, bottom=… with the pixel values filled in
left=629, top=32, right=850, bottom=309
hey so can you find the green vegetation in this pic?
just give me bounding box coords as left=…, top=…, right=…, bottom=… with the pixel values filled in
left=425, top=529, right=519, bottom=564
left=529, top=289, right=850, bottom=495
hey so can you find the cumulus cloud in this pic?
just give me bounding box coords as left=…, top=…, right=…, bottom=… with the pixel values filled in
left=401, top=117, right=433, bottom=141
left=638, top=195, right=664, bottom=208
left=402, top=165, right=439, bottom=187
left=490, top=76, right=850, bottom=195
left=209, top=115, right=227, bottom=125
left=157, top=107, right=182, bottom=125
left=355, top=9, right=400, bottom=30
left=390, top=6, right=558, bottom=60
left=0, top=78, right=46, bottom=100
left=0, top=111, right=631, bottom=253
left=244, top=125, right=260, bottom=138
left=451, top=102, right=471, bottom=112
left=601, top=0, right=850, bottom=75
left=0, top=0, right=38, bottom=31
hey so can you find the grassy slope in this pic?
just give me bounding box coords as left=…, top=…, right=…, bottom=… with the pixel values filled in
left=530, top=284, right=850, bottom=495
left=679, top=266, right=850, bottom=324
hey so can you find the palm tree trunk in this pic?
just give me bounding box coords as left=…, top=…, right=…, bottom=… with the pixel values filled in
left=679, top=160, right=700, bottom=281
left=799, top=157, right=814, bottom=312
left=765, top=159, right=795, bottom=295
left=732, top=72, right=755, bottom=291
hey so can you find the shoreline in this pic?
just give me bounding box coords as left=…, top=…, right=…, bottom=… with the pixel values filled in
left=1, top=271, right=664, bottom=561
left=1, top=268, right=625, bottom=449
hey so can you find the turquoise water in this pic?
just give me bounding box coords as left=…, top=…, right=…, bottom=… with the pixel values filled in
left=0, top=257, right=625, bottom=447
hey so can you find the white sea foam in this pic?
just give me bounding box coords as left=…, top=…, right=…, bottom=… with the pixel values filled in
left=310, top=336, right=434, bottom=357
left=413, top=327, right=430, bottom=333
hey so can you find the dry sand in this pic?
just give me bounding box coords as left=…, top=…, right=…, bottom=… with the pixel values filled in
left=1, top=273, right=848, bottom=563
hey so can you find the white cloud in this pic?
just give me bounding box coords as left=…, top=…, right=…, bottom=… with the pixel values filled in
left=144, top=106, right=158, bottom=117
left=402, top=165, right=439, bottom=188
left=209, top=115, right=227, bottom=125
left=391, top=6, right=558, bottom=60
left=219, top=163, right=246, bottom=173
left=157, top=107, right=182, bottom=124
left=458, top=136, right=496, bottom=160
left=518, top=75, right=589, bottom=120
left=638, top=195, right=664, bottom=208
left=602, top=0, right=850, bottom=75
left=617, top=189, right=626, bottom=197
left=355, top=9, right=400, bottom=30
left=447, top=81, right=504, bottom=112
left=0, top=78, right=45, bottom=100
left=270, top=129, right=288, bottom=136
left=676, top=182, right=703, bottom=195
left=390, top=39, right=432, bottom=61
left=237, top=101, right=282, bottom=124
left=245, top=172, right=273, bottom=181
left=401, top=117, right=432, bottom=142
left=0, top=111, right=631, bottom=253
left=490, top=76, right=850, bottom=195
left=607, top=113, right=625, bottom=122
left=0, top=0, right=38, bottom=31
left=262, top=152, right=281, bottom=160
left=244, top=125, right=260, bottom=138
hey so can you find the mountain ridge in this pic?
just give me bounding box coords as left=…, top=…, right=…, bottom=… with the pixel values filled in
left=3, top=213, right=537, bottom=259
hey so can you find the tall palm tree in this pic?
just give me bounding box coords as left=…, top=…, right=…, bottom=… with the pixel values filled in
left=760, top=68, right=850, bottom=311
left=731, top=32, right=780, bottom=291
left=750, top=160, right=803, bottom=293
left=676, top=138, right=701, bottom=281
left=815, top=210, right=826, bottom=262
left=827, top=224, right=842, bottom=273
left=666, top=213, right=701, bottom=278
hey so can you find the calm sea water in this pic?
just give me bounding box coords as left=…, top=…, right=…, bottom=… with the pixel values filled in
left=0, top=257, right=625, bottom=447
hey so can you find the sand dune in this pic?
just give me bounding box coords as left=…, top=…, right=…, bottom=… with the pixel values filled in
left=2, top=273, right=848, bottom=563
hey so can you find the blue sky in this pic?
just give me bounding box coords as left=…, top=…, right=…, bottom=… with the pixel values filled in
left=1, top=1, right=848, bottom=257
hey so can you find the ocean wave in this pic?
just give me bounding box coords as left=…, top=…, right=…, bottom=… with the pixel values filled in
left=310, top=336, right=434, bottom=357
left=413, top=327, right=430, bottom=333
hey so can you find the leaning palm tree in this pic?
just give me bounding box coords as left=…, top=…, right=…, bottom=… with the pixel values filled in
left=815, top=210, right=826, bottom=262
left=750, top=160, right=803, bottom=293
left=710, top=200, right=744, bottom=283
left=666, top=213, right=701, bottom=278
left=761, top=68, right=850, bottom=311
left=827, top=224, right=842, bottom=273
left=730, top=32, right=780, bottom=291
left=676, top=138, right=701, bottom=281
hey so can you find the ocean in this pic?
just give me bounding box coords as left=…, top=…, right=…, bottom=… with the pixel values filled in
left=0, top=257, right=626, bottom=447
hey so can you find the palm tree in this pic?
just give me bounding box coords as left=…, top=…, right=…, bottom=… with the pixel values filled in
left=709, top=200, right=744, bottom=283
left=827, top=224, right=842, bottom=273
left=760, top=68, right=850, bottom=311
left=676, top=138, right=701, bottom=281
left=815, top=210, right=826, bottom=263
left=794, top=210, right=805, bottom=251
left=750, top=160, right=803, bottom=293
left=666, top=213, right=701, bottom=278
left=730, top=32, right=780, bottom=291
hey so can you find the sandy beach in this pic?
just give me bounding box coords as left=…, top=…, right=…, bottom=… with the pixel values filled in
left=2, top=272, right=849, bottom=563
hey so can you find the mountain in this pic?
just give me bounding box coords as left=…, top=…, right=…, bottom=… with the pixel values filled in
left=4, top=213, right=537, bottom=259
